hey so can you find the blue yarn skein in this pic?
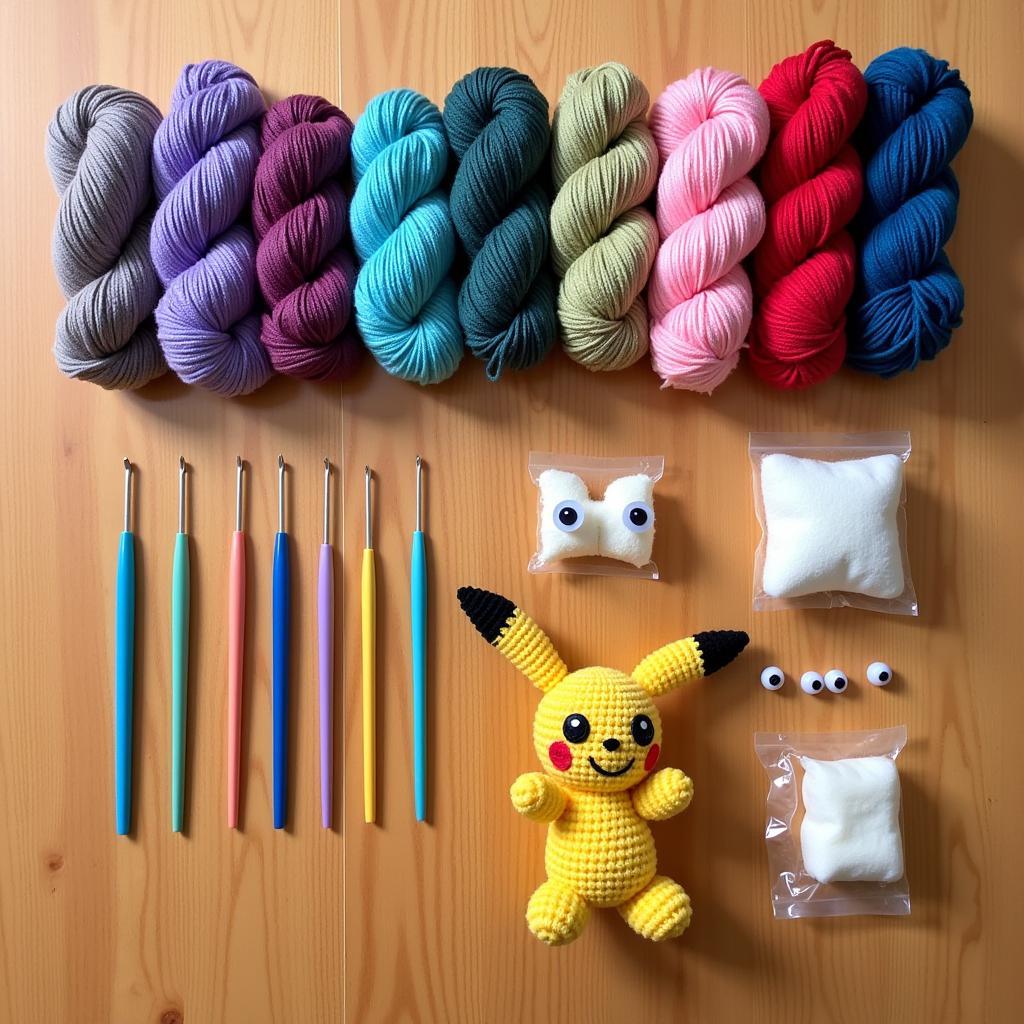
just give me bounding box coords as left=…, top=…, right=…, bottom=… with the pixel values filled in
left=444, top=66, right=558, bottom=381
left=350, top=89, right=463, bottom=384
left=848, top=48, right=973, bottom=377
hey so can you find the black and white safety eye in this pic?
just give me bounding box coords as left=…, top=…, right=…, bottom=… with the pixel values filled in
left=630, top=714, right=655, bottom=746
left=824, top=669, right=848, bottom=694
left=562, top=713, right=591, bottom=743
left=553, top=500, right=585, bottom=533
left=760, top=666, right=785, bottom=691
left=800, top=671, right=825, bottom=695
left=866, top=661, right=893, bottom=686
left=622, top=501, right=654, bottom=534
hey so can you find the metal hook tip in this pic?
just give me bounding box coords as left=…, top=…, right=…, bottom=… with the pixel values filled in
left=123, top=457, right=131, bottom=471
left=179, top=455, right=185, bottom=472
left=324, top=457, right=329, bottom=471
left=278, top=454, right=284, bottom=469
left=236, top=455, right=242, bottom=469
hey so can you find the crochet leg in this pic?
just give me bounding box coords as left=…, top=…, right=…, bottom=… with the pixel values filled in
left=526, top=878, right=589, bottom=946
left=618, top=875, right=692, bottom=941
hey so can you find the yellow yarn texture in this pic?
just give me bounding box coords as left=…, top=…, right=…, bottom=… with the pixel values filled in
left=550, top=62, right=659, bottom=371
left=466, top=597, right=746, bottom=946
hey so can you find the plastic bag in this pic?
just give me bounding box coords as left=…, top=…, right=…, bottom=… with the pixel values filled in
left=527, top=452, right=664, bottom=579
left=754, top=726, right=911, bottom=919
left=749, top=431, right=917, bottom=614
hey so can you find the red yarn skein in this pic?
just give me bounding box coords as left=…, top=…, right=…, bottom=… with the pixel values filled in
left=749, top=40, right=866, bottom=389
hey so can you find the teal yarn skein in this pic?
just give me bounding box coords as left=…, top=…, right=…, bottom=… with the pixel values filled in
left=350, top=89, right=463, bottom=385
left=444, top=66, right=557, bottom=381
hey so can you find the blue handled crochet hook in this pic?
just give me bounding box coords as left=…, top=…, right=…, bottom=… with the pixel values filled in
left=273, top=454, right=290, bottom=829
left=115, top=457, right=135, bottom=836
left=171, top=456, right=189, bottom=832
left=411, top=455, right=427, bottom=821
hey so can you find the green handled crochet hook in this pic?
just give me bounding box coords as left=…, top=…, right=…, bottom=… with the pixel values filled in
left=171, top=456, right=190, bottom=832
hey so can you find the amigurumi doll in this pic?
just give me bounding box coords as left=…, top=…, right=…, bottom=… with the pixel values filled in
left=457, top=586, right=748, bottom=946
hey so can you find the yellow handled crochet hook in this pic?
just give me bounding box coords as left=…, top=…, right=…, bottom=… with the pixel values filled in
left=362, top=466, right=376, bottom=824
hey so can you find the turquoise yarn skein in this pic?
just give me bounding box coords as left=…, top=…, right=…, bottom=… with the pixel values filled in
left=350, top=89, right=463, bottom=384
left=444, top=66, right=557, bottom=381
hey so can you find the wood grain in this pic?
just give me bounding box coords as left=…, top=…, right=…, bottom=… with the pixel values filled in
left=1, top=0, right=1022, bottom=1020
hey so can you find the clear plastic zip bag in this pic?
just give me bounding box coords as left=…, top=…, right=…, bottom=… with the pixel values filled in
left=754, top=726, right=911, bottom=919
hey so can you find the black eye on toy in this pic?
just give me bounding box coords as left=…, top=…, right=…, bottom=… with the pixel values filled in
left=553, top=499, right=585, bottom=533
left=562, top=713, right=590, bottom=743
left=630, top=714, right=655, bottom=746
left=622, top=501, right=654, bottom=534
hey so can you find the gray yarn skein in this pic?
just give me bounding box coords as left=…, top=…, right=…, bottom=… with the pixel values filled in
left=46, top=85, right=166, bottom=389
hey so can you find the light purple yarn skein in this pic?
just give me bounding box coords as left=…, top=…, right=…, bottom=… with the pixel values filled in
left=151, top=60, right=272, bottom=395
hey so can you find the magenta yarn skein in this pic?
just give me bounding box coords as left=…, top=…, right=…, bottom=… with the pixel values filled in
left=254, top=95, right=361, bottom=380
left=151, top=60, right=272, bottom=396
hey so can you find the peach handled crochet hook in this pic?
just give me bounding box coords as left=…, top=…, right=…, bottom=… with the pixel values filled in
left=227, top=457, right=245, bottom=828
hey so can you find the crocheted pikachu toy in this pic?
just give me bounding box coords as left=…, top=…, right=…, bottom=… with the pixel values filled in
left=457, top=586, right=748, bottom=946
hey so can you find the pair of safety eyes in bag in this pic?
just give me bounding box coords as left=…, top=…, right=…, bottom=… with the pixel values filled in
left=553, top=499, right=654, bottom=535
left=537, top=470, right=657, bottom=569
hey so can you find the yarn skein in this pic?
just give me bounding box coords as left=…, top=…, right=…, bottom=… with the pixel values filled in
left=349, top=89, right=463, bottom=385
left=749, top=40, right=867, bottom=389
left=648, top=68, right=769, bottom=393
left=253, top=95, right=361, bottom=381
left=151, top=60, right=272, bottom=396
left=46, top=86, right=166, bottom=389
left=549, top=62, right=659, bottom=372
left=444, top=67, right=557, bottom=381
left=848, top=48, right=973, bottom=377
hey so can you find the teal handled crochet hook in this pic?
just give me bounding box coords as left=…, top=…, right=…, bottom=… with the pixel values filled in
left=171, top=456, right=190, bottom=832
left=115, top=457, right=135, bottom=836
left=273, top=454, right=291, bottom=829
left=411, top=455, right=428, bottom=821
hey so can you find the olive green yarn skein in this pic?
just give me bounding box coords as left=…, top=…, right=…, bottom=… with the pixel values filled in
left=550, top=63, right=659, bottom=371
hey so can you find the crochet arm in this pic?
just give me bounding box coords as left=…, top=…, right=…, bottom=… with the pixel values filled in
left=510, top=772, right=569, bottom=823
left=632, top=767, right=693, bottom=821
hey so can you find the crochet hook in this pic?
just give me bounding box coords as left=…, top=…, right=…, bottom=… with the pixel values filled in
left=362, top=465, right=376, bottom=824
left=115, top=457, right=135, bottom=836
left=171, top=456, right=190, bottom=832
left=227, top=456, right=245, bottom=829
left=273, top=455, right=291, bottom=830
left=319, top=458, right=334, bottom=828
left=411, top=456, right=427, bottom=821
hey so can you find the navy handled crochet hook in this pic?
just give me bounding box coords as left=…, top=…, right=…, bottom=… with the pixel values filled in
left=114, top=458, right=135, bottom=835
left=273, top=454, right=290, bottom=829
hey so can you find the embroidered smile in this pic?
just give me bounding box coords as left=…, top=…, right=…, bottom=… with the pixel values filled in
left=588, top=756, right=635, bottom=777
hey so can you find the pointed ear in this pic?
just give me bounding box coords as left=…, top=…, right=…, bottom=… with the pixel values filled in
left=457, top=586, right=568, bottom=693
left=633, top=630, right=749, bottom=696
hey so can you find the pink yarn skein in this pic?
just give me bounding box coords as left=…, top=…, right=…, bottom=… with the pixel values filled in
left=648, top=68, right=769, bottom=393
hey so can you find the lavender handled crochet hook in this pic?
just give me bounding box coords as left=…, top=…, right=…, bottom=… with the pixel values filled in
left=319, top=458, right=334, bottom=828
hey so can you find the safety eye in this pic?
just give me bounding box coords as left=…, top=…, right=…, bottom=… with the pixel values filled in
left=824, top=669, right=848, bottom=694
left=760, top=666, right=785, bottom=691
left=866, top=661, right=893, bottom=687
left=562, top=713, right=590, bottom=743
left=630, top=714, right=655, bottom=746
left=553, top=500, right=585, bottom=533
left=622, top=501, right=654, bottom=534
left=800, top=671, right=825, bottom=695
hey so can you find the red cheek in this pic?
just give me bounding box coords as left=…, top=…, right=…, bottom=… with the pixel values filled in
left=644, top=744, right=661, bottom=772
left=548, top=741, right=572, bottom=772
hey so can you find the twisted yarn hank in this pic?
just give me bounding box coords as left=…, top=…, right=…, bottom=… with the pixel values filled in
left=749, top=40, right=867, bottom=389
left=46, top=86, right=166, bottom=389
left=444, top=66, right=557, bottom=381
left=648, top=68, right=769, bottom=393
left=350, top=89, right=463, bottom=385
left=848, top=48, right=973, bottom=377
left=254, top=94, right=360, bottom=381
left=550, top=62, right=659, bottom=371
left=151, top=60, right=272, bottom=396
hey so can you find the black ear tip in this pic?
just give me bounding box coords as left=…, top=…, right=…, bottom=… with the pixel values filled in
left=457, top=586, right=516, bottom=645
left=693, top=630, right=750, bottom=675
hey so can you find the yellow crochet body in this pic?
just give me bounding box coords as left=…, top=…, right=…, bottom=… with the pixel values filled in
left=545, top=789, right=656, bottom=906
left=457, top=586, right=748, bottom=946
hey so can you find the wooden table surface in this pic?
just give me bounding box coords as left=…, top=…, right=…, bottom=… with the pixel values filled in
left=2, top=0, right=1021, bottom=1020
